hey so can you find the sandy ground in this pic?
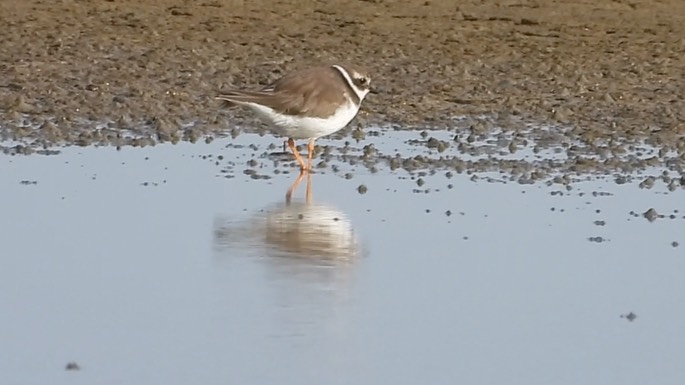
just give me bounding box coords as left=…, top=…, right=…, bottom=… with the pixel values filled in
left=0, top=0, right=684, bottom=151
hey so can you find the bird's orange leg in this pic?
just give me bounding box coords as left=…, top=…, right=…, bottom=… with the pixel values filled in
left=287, top=138, right=307, bottom=171
left=307, top=139, right=316, bottom=171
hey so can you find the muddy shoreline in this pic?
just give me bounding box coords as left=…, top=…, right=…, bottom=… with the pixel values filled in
left=1, top=0, right=684, bottom=154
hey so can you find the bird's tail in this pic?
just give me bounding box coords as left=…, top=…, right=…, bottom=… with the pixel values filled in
left=215, top=92, right=247, bottom=108
left=215, top=96, right=238, bottom=108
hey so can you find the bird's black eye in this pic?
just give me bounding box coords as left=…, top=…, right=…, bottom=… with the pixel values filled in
left=349, top=71, right=370, bottom=90
left=354, top=76, right=369, bottom=89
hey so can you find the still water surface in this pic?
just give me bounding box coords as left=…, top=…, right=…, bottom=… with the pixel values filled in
left=1, top=132, right=684, bottom=385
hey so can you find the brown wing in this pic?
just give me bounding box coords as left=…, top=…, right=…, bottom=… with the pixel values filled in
left=267, top=66, right=352, bottom=117
left=217, top=66, right=352, bottom=118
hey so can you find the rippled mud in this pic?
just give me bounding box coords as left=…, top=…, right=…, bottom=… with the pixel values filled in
left=2, top=0, right=684, bottom=161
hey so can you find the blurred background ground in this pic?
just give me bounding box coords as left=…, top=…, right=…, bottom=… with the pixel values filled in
left=1, top=0, right=683, bottom=147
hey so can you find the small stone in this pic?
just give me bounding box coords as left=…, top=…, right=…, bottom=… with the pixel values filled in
left=639, top=176, right=655, bottom=189
left=643, top=208, right=658, bottom=222
left=508, top=141, right=517, bottom=153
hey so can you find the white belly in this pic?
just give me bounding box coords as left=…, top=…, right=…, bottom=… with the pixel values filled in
left=245, top=102, right=360, bottom=140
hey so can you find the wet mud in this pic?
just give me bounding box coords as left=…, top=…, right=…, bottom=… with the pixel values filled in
left=1, top=0, right=685, bottom=180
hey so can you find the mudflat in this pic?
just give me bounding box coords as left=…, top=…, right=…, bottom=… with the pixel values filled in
left=1, top=0, right=684, bottom=150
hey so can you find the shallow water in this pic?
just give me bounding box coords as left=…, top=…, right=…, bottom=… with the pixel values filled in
left=2, top=129, right=684, bottom=385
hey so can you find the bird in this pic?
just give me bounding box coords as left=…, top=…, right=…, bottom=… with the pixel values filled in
left=216, top=64, right=371, bottom=171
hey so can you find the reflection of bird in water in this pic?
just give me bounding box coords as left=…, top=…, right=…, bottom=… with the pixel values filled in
left=213, top=172, right=361, bottom=262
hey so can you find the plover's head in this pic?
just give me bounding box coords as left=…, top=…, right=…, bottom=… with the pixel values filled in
left=334, top=65, right=372, bottom=101
left=349, top=68, right=372, bottom=99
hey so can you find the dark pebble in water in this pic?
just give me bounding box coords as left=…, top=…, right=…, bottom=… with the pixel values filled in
left=352, top=127, right=365, bottom=140
left=362, top=144, right=376, bottom=157
left=643, top=208, right=658, bottom=222
left=65, top=361, right=80, bottom=371
left=426, top=137, right=449, bottom=152
left=417, top=178, right=425, bottom=187
left=620, top=312, right=637, bottom=322
left=508, top=141, right=517, bottom=153
left=357, top=184, right=368, bottom=194
left=250, top=174, right=270, bottom=180
left=639, top=176, right=655, bottom=189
